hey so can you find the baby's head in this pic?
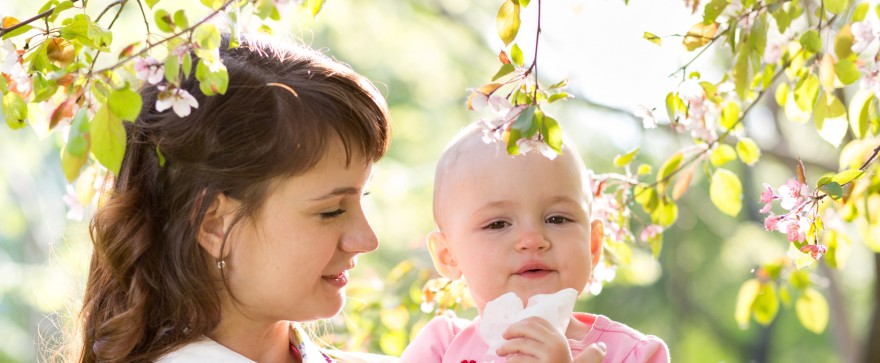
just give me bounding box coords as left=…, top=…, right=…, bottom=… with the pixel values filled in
left=428, top=123, right=603, bottom=311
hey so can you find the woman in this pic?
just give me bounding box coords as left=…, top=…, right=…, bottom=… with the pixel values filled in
left=78, top=34, right=390, bottom=362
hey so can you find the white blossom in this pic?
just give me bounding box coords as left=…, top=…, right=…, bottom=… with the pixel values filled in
left=634, top=105, right=657, bottom=129
left=156, top=87, right=199, bottom=117
left=851, top=21, right=878, bottom=53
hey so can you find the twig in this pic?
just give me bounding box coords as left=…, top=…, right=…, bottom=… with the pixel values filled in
left=96, top=0, right=126, bottom=23
left=859, top=144, right=880, bottom=171
left=0, top=0, right=81, bottom=37
left=135, top=0, right=152, bottom=38
left=668, top=28, right=729, bottom=78
left=532, top=0, right=542, bottom=102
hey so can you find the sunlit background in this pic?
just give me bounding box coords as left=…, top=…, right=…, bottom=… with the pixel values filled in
left=0, top=0, right=876, bottom=362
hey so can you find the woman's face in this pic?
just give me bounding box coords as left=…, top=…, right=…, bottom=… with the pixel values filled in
left=224, top=137, right=378, bottom=322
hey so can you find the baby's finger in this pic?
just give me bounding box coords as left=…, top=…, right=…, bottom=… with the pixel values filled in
left=573, top=342, right=607, bottom=363
left=496, top=337, right=571, bottom=362
left=502, top=316, right=556, bottom=340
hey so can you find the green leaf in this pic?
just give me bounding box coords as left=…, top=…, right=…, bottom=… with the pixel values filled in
left=511, top=44, right=524, bottom=66
left=656, top=152, right=684, bottom=185
left=643, top=31, right=661, bottom=46
left=1, top=92, right=28, bottom=130
left=108, top=87, right=143, bottom=122
left=735, top=279, right=760, bottom=328
left=547, top=92, right=571, bottom=103
left=496, top=0, right=521, bottom=46
left=145, top=0, right=160, bottom=8
left=90, top=105, right=126, bottom=175
left=154, top=9, right=175, bottom=33
left=182, top=52, right=193, bottom=79
left=734, top=43, right=750, bottom=100
left=49, top=1, right=74, bottom=22
left=156, top=145, right=166, bottom=167
left=824, top=0, right=849, bottom=15
left=61, top=144, right=88, bottom=182
left=59, top=14, right=112, bottom=51
left=651, top=197, right=678, bottom=227
left=31, top=72, right=57, bottom=103
left=512, top=105, right=538, bottom=138
left=710, top=144, right=737, bottom=166
left=491, top=63, right=515, bottom=81
left=834, top=58, right=859, bottom=85
left=637, top=164, right=652, bottom=176
left=173, top=10, right=189, bottom=29
left=194, top=24, right=221, bottom=50
left=308, top=0, right=325, bottom=17
left=771, top=7, right=791, bottom=33
left=819, top=182, right=843, bottom=199
left=702, top=0, right=728, bottom=24
left=635, top=185, right=658, bottom=213
left=721, top=101, right=740, bottom=130
left=540, top=114, right=563, bottom=153
left=847, top=89, right=873, bottom=139
left=66, top=108, right=90, bottom=156
left=831, top=169, right=866, bottom=185
left=794, top=73, right=820, bottom=112
left=799, top=30, right=822, bottom=54
left=613, top=147, right=640, bottom=168
left=665, top=92, right=685, bottom=122
left=753, top=283, right=779, bottom=326
left=710, top=168, right=742, bottom=216
left=736, top=138, right=761, bottom=166
left=796, top=288, right=829, bottom=334
left=195, top=59, right=229, bottom=96
left=165, top=53, right=180, bottom=84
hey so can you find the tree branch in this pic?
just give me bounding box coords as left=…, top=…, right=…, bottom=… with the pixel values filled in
left=0, top=0, right=82, bottom=37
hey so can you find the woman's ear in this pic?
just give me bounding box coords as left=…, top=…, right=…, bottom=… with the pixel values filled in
left=197, top=193, right=238, bottom=259
left=590, top=219, right=604, bottom=267
left=426, top=231, right=462, bottom=280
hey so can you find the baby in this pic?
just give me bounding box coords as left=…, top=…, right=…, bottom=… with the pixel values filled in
left=401, top=123, right=669, bottom=362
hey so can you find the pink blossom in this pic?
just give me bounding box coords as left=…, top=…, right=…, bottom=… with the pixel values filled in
left=487, top=95, right=511, bottom=114
left=469, top=91, right=488, bottom=111
left=851, top=21, right=878, bottom=53
left=135, top=56, right=165, bottom=85
left=156, top=86, right=199, bottom=117
left=860, top=62, right=880, bottom=97
left=62, top=185, right=84, bottom=221
left=764, top=214, right=782, bottom=231
left=639, top=224, right=663, bottom=242
left=759, top=183, right=779, bottom=213
left=778, top=216, right=808, bottom=243
left=800, top=244, right=827, bottom=260
left=763, top=42, right=782, bottom=65
left=777, top=179, right=809, bottom=211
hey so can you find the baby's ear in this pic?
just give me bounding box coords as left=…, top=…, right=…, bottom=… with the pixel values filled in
left=590, top=219, right=604, bottom=267
left=426, top=231, right=462, bottom=280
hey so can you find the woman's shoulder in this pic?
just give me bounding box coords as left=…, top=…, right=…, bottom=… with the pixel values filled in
left=155, top=337, right=255, bottom=363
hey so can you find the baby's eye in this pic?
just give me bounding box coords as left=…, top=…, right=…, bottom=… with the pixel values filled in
left=320, top=209, right=346, bottom=219
left=483, top=221, right=510, bottom=230
left=546, top=215, right=571, bottom=224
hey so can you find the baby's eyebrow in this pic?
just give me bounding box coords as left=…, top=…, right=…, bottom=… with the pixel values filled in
left=472, top=200, right=516, bottom=214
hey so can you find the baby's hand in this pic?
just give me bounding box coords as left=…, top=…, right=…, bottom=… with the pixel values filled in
left=495, top=316, right=574, bottom=363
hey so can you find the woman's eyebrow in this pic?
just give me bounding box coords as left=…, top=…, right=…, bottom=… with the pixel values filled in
left=310, top=187, right=360, bottom=201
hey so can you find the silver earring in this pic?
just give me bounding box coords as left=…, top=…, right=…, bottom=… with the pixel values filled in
left=217, top=260, right=226, bottom=270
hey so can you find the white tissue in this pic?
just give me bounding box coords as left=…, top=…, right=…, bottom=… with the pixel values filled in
left=478, top=288, right=578, bottom=357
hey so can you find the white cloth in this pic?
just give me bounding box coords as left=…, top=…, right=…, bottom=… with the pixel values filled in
left=156, top=323, right=327, bottom=363
left=478, top=288, right=579, bottom=358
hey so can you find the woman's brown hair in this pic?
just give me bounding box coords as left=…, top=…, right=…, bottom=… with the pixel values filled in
left=77, top=35, right=390, bottom=362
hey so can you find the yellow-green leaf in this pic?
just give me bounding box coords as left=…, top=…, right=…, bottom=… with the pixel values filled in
left=753, top=282, right=779, bottom=325
left=710, top=143, right=737, bottom=166
left=736, top=138, right=761, bottom=166
left=511, top=44, right=524, bottom=66
left=795, top=288, right=829, bottom=334
left=308, top=0, right=325, bottom=17
left=814, top=92, right=848, bottom=147
left=834, top=58, right=860, bottom=85
left=656, top=152, right=684, bottom=186
left=831, top=169, right=866, bottom=185
left=734, top=42, right=750, bottom=100
left=90, top=105, right=126, bottom=175
left=799, top=30, right=822, bottom=53
left=848, top=89, right=873, bottom=139
left=702, top=0, right=728, bottom=24
left=108, top=87, right=143, bottom=122
left=1, top=91, right=27, bottom=130
left=735, top=279, right=760, bottom=328
left=721, top=101, right=740, bottom=130
left=852, top=2, right=869, bottom=22
left=775, top=82, right=789, bottom=106
left=825, top=0, right=849, bottom=14
left=794, top=73, right=820, bottom=112
left=637, top=164, right=652, bottom=175
left=643, top=32, right=661, bottom=46
left=613, top=147, right=640, bottom=167
left=710, top=168, right=742, bottom=216
left=651, top=197, right=678, bottom=227
left=496, top=0, right=521, bottom=46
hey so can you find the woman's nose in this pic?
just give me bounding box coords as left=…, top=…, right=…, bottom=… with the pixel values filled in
left=340, top=209, right=379, bottom=253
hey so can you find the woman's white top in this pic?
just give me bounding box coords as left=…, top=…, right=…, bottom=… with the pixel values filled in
left=155, top=323, right=327, bottom=363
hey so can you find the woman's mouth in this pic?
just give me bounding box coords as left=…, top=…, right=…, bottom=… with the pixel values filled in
left=321, top=271, right=348, bottom=288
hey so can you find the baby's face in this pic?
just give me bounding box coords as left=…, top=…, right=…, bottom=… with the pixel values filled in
left=435, top=141, right=594, bottom=310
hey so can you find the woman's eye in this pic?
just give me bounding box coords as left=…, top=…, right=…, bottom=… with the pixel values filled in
left=546, top=216, right=570, bottom=224
left=320, top=209, right=346, bottom=219
left=484, top=221, right=509, bottom=230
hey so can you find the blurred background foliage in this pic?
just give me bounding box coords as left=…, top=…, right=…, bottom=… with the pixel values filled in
left=0, top=0, right=876, bottom=362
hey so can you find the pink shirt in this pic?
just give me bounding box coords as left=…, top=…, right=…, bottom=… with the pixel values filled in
left=400, top=313, right=669, bottom=363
